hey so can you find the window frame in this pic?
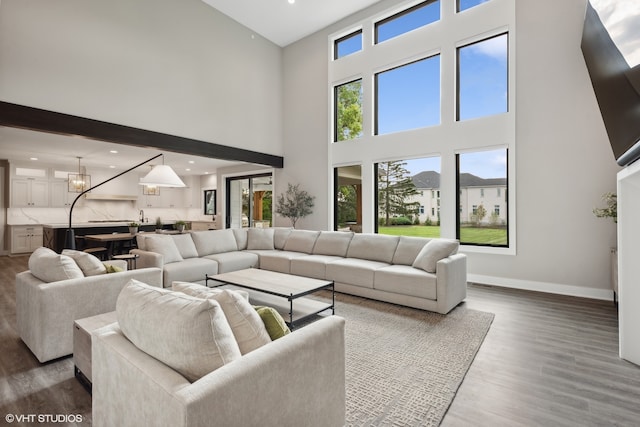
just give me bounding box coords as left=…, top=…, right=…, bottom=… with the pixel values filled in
left=333, top=29, right=363, bottom=60
left=333, top=78, right=363, bottom=142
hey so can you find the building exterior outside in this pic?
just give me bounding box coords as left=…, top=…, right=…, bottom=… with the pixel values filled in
left=410, top=171, right=507, bottom=225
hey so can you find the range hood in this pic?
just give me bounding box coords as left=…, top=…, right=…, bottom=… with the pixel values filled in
left=84, top=194, right=137, bottom=201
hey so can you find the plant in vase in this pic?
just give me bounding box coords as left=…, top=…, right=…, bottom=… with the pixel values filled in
left=275, top=183, right=315, bottom=228
left=128, top=222, right=139, bottom=235
left=155, top=217, right=163, bottom=233
left=174, top=220, right=187, bottom=233
left=593, top=192, right=617, bottom=223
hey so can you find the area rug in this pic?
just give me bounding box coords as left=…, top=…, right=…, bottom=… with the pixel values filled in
left=319, top=292, right=494, bottom=426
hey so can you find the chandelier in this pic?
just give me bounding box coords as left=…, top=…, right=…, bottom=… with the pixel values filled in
left=68, top=157, right=91, bottom=193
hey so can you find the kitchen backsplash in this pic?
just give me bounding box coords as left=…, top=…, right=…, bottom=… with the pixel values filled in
left=7, top=203, right=205, bottom=225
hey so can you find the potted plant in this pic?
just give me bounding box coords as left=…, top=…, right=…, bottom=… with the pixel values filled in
left=593, top=192, right=617, bottom=223
left=155, top=217, right=163, bottom=233
left=275, top=183, right=315, bottom=228
left=174, top=220, right=187, bottom=233
left=128, top=222, right=139, bottom=235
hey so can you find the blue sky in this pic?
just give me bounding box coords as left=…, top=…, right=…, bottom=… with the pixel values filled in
left=337, top=0, right=508, bottom=179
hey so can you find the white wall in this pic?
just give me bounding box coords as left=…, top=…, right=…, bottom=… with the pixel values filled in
left=0, top=0, right=283, bottom=158
left=282, top=0, right=620, bottom=298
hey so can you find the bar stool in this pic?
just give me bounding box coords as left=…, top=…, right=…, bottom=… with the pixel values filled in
left=111, top=253, right=139, bottom=270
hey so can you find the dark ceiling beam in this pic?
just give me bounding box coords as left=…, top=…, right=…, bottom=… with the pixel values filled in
left=0, top=101, right=284, bottom=169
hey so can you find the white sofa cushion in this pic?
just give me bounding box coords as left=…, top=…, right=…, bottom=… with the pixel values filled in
left=326, top=258, right=389, bottom=289
left=171, top=234, right=199, bottom=259
left=273, top=227, right=293, bottom=250
left=312, top=231, right=354, bottom=257
left=392, top=236, right=432, bottom=266
left=204, top=251, right=259, bottom=273
left=116, top=279, right=241, bottom=382
left=171, top=281, right=249, bottom=302
left=162, top=258, right=218, bottom=288
left=206, top=290, right=272, bottom=354
left=62, top=249, right=107, bottom=276
left=346, top=234, right=400, bottom=263
left=191, top=230, right=238, bottom=257
left=290, top=255, right=343, bottom=279
left=412, top=239, right=459, bottom=273
left=28, top=247, right=84, bottom=282
left=374, top=265, right=437, bottom=300
left=247, top=228, right=275, bottom=250
left=283, top=230, right=319, bottom=253
left=144, top=235, right=184, bottom=264
left=232, top=228, right=248, bottom=250
left=258, top=251, right=308, bottom=274
left=170, top=283, right=268, bottom=354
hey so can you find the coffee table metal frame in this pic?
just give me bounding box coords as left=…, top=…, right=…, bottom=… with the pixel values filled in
left=205, top=269, right=335, bottom=329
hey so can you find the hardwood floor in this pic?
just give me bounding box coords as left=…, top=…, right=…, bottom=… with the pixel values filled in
left=1, top=254, right=638, bottom=426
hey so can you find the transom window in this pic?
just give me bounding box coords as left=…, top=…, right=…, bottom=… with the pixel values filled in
left=334, top=79, right=363, bottom=142
left=458, top=0, right=491, bottom=13
left=375, top=0, right=440, bottom=44
left=334, top=30, right=362, bottom=60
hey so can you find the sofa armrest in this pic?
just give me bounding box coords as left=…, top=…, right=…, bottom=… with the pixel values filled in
left=435, top=253, right=467, bottom=314
left=15, top=267, right=162, bottom=363
left=130, top=249, right=163, bottom=269
left=92, top=316, right=346, bottom=427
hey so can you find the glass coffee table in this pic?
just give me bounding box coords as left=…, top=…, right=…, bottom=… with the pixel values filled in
left=206, top=269, right=334, bottom=329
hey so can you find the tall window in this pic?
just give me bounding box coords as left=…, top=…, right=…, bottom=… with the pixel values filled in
left=375, top=55, right=440, bottom=135
left=376, top=156, right=441, bottom=237
left=335, top=165, right=362, bottom=232
left=457, top=33, right=508, bottom=121
left=458, top=0, right=491, bottom=13
left=334, top=79, right=363, bottom=142
left=334, top=30, right=362, bottom=59
left=456, top=148, right=508, bottom=246
left=375, top=1, right=440, bottom=44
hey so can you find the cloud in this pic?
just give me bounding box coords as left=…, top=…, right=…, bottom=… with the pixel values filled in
left=590, top=0, right=640, bottom=67
left=466, top=34, right=508, bottom=62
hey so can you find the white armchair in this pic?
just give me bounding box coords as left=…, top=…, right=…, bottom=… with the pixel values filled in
left=15, top=264, right=162, bottom=363
left=92, top=316, right=346, bottom=427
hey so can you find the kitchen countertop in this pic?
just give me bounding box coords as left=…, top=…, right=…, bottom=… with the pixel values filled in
left=40, top=221, right=179, bottom=229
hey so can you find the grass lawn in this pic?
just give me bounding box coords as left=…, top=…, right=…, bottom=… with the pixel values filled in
left=378, top=225, right=507, bottom=245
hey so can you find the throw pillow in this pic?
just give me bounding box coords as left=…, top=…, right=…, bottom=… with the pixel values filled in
left=412, top=239, right=459, bottom=273
left=171, top=234, right=199, bottom=259
left=246, top=228, right=275, bottom=250
left=144, top=235, right=184, bottom=264
left=197, top=289, right=272, bottom=354
left=171, top=281, right=249, bottom=302
left=105, top=264, right=124, bottom=273
left=254, top=306, right=291, bottom=340
left=62, top=249, right=107, bottom=276
left=117, top=279, right=241, bottom=382
left=28, top=247, right=84, bottom=282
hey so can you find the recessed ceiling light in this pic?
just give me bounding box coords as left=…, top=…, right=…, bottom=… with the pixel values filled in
left=288, top=0, right=295, bottom=3
left=109, top=165, right=116, bottom=168
left=204, top=172, right=209, bottom=175
left=30, top=157, right=38, bottom=161
left=186, top=168, right=191, bottom=172
left=188, top=160, right=195, bottom=164
left=110, top=150, right=118, bottom=154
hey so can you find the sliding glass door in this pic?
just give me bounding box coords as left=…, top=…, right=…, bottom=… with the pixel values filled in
left=225, top=173, right=273, bottom=229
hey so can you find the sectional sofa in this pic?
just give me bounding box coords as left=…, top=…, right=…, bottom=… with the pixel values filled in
left=132, top=228, right=467, bottom=314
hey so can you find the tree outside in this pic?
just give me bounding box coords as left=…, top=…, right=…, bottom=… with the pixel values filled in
left=335, top=80, right=363, bottom=141
left=377, top=161, right=421, bottom=226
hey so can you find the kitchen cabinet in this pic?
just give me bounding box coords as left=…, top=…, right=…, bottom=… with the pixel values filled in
left=50, top=180, right=81, bottom=207
left=11, top=225, right=44, bottom=253
left=11, top=178, right=49, bottom=207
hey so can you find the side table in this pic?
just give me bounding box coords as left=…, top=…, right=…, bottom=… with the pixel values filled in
left=111, top=253, right=139, bottom=270
left=73, top=311, right=117, bottom=393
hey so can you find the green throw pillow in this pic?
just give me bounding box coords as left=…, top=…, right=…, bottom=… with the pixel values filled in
left=253, top=306, right=291, bottom=340
left=104, top=264, right=124, bottom=274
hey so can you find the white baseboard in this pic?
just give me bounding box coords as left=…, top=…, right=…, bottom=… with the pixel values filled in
left=468, top=274, right=614, bottom=301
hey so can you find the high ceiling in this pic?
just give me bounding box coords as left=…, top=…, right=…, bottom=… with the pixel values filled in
left=201, top=0, right=383, bottom=47
left=1, top=1, right=383, bottom=172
